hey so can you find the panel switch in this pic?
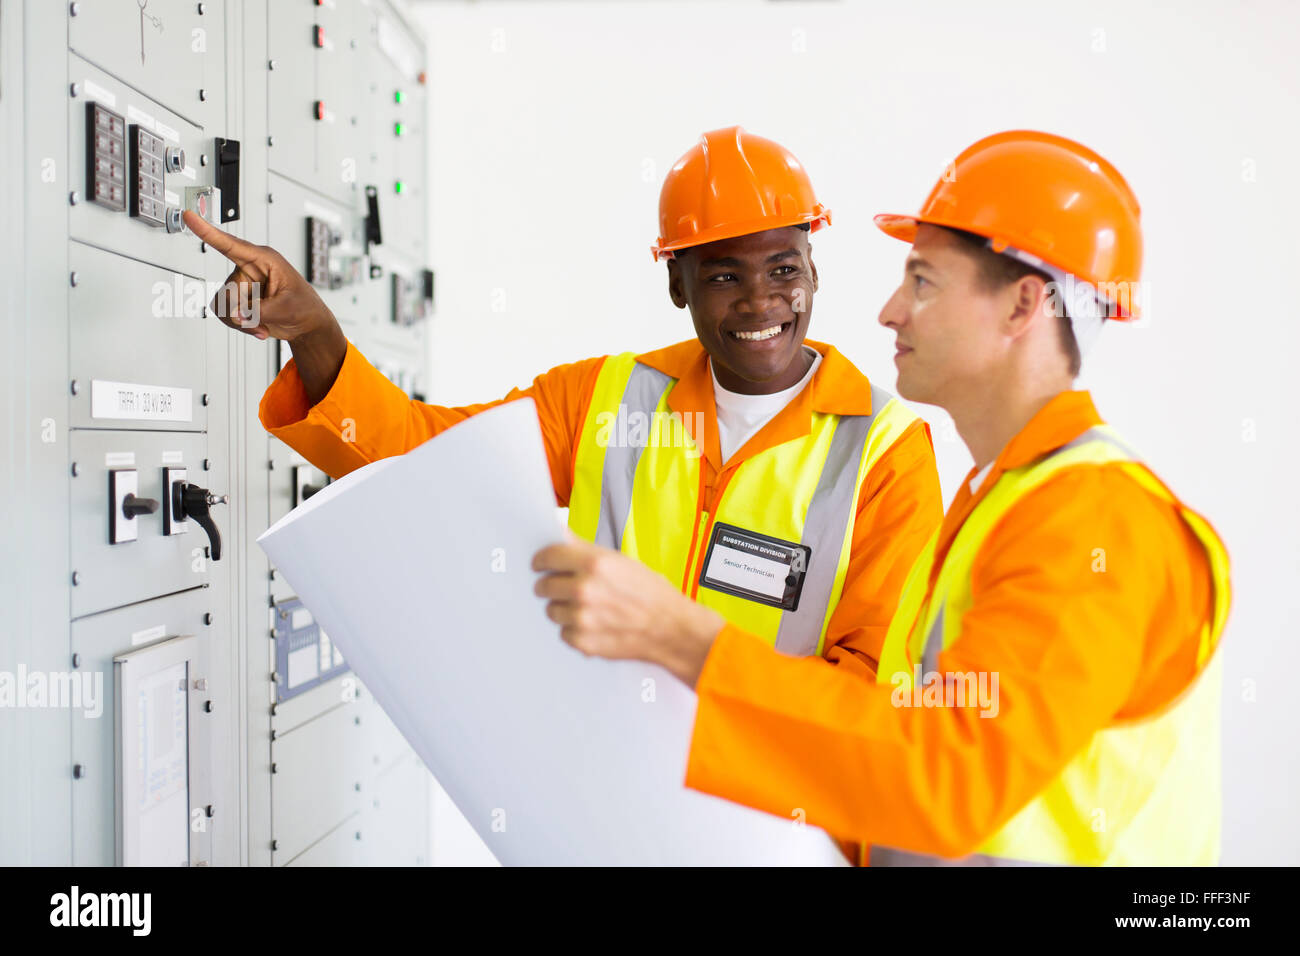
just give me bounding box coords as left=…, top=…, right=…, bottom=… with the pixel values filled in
left=293, top=465, right=328, bottom=507
left=163, top=467, right=188, bottom=536
left=185, top=185, right=219, bottom=225
left=109, top=469, right=157, bottom=544
left=164, top=145, right=186, bottom=173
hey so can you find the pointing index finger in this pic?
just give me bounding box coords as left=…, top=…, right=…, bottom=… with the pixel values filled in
left=183, top=210, right=266, bottom=275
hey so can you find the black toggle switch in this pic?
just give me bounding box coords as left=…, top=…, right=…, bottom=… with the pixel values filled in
left=214, top=137, right=240, bottom=222
left=122, top=493, right=160, bottom=519
left=364, top=184, right=382, bottom=250
left=176, top=482, right=229, bottom=561
left=301, top=483, right=324, bottom=501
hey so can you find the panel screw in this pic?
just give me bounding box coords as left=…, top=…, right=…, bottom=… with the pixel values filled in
left=201, top=393, right=209, bottom=406
left=69, top=272, right=79, bottom=286
left=72, top=653, right=81, bottom=668
left=69, top=191, right=80, bottom=206
left=69, top=82, right=80, bottom=97
left=268, top=59, right=277, bottom=70
left=354, top=782, right=361, bottom=792
left=71, top=571, right=80, bottom=586
left=269, top=568, right=276, bottom=580
left=69, top=2, right=80, bottom=15
left=203, top=700, right=214, bottom=713
left=198, top=88, right=207, bottom=102
left=267, top=136, right=274, bottom=147
left=205, top=804, right=215, bottom=817
left=203, top=612, right=213, bottom=625
left=271, top=839, right=278, bottom=851
left=270, top=762, right=277, bottom=774
left=268, top=459, right=275, bottom=470
left=270, top=671, right=279, bottom=684
left=355, top=832, right=361, bottom=841
left=69, top=379, right=79, bottom=394
left=70, top=462, right=79, bottom=476
left=267, top=193, right=274, bottom=204
left=73, top=764, right=84, bottom=779
left=200, top=153, right=208, bottom=166
left=200, top=241, right=208, bottom=253
left=202, top=458, right=210, bottom=470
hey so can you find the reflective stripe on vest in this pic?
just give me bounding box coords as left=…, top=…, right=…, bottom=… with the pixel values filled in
left=873, top=424, right=1231, bottom=866
left=568, top=351, right=919, bottom=657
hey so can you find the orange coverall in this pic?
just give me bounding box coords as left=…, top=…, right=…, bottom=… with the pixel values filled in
left=685, top=390, right=1218, bottom=859
left=260, top=336, right=943, bottom=680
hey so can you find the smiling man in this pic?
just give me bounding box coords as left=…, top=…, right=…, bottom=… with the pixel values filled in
left=535, top=130, right=1231, bottom=866
left=186, top=126, right=942, bottom=860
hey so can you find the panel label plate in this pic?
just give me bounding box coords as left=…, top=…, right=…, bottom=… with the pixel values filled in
left=91, top=380, right=193, bottom=422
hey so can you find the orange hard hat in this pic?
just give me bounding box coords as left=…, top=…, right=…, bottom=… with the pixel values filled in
left=652, top=126, right=831, bottom=261
left=875, top=130, right=1143, bottom=319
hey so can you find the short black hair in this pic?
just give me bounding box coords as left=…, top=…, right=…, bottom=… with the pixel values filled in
left=941, top=226, right=1081, bottom=377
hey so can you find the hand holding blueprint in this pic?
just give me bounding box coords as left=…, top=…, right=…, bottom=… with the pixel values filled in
left=258, top=399, right=845, bottom=865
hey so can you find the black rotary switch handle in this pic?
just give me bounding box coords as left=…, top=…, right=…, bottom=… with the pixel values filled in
left=122, top=494, right=160, bottom=518
left=301, top=483, right=324, bottom=501
left=179, top=482, right=229, bottom=561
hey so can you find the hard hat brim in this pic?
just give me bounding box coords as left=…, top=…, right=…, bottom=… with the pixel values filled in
left=653, top=210, right=831, bottom=261
left=873, top=213, right=920, bottom=243
left=872, top=212, right=1141, bottom=320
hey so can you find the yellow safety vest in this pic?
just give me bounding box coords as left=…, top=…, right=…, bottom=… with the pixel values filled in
left=568, top=352, right=919, bottom=657
left=872, top=425, right=1231, bottom=865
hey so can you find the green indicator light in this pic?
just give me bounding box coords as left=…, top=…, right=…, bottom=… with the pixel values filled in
left=394, top=180, right=404, bottom=194
left=394, top=90, right=404, bottom=104
left=394, top=122, right=404, bottom=136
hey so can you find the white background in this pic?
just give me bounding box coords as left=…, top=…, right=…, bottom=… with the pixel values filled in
left=409, top=0, right=1300, bottom=865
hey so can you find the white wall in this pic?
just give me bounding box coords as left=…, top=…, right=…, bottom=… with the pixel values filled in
left=411, top=0, right=1300, bottom=865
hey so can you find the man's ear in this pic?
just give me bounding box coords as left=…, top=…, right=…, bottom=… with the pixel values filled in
left=1004, top=274, right=1049, bottom=341
left=666, top=258, right=689, bottom=309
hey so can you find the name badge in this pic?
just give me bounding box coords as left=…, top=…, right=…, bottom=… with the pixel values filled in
left=698, top=522, right=811, bottom=611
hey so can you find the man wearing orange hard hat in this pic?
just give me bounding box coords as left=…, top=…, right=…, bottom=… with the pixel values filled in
left=534, top=130, right=1232, bottom=866
left=185, top=128, right=942, bottom=860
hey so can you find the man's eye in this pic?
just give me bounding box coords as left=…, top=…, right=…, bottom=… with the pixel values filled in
left=774, top=265, right=798, bottom=277
left=708, top=273, right=736, bottom=284
left=913, top=274, right=929, bottom=290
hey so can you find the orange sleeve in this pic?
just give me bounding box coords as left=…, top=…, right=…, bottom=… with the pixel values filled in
left=259, top=340, right=606, bottom=506
left=685, top=466, right=1211, bottom=857
left=820, top=418, right=943, bottom=679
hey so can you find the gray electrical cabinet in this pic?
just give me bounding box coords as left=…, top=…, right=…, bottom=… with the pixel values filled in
left=1, top=0, right=432, bottom=866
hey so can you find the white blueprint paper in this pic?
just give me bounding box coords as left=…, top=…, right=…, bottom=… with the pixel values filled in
left=258, top=398, right=845, bottom=866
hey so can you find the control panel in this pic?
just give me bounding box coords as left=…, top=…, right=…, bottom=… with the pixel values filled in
left=2, top=0, right=432, bottom=868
